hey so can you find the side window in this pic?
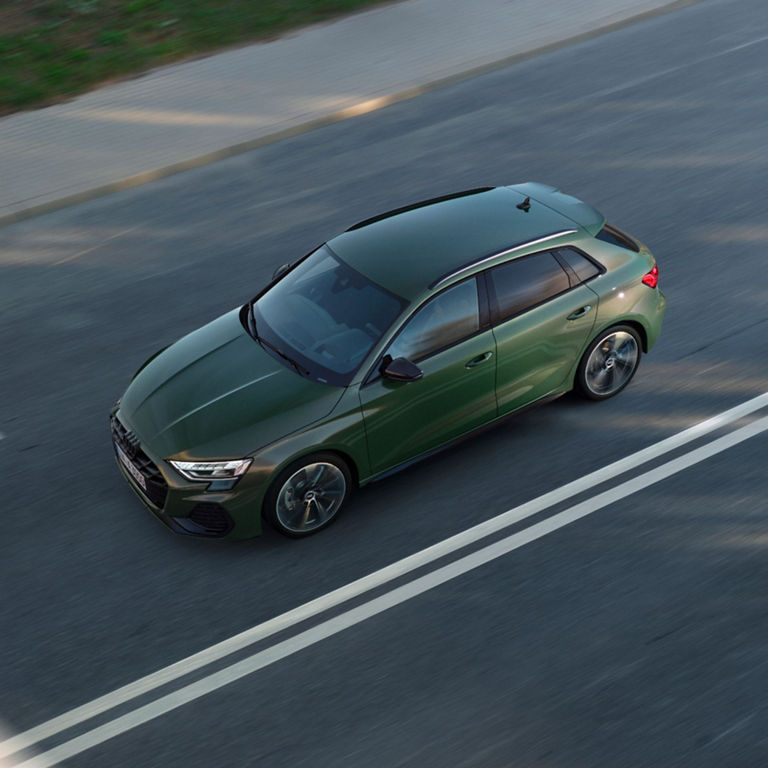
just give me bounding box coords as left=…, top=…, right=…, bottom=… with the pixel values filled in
left=555, top=247, right=601, bottom=283
left=387, top=278, right=479, bottom=362
left=488, top=252, right=570, bottom=322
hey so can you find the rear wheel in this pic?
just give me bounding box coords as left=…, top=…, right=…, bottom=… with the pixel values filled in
left=264, top=453, right=351, bottom=537
left=576, top=325, right=641, bottom=400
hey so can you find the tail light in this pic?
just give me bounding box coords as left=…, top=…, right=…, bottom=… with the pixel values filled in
left=642, top=264, right=659, bottom=288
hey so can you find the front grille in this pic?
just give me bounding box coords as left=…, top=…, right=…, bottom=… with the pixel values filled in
left=111, top=415, right=168, bottom=509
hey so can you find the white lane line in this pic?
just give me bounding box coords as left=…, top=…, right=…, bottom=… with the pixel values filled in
left=14, top=413, right=768, bottom=768
left=2, top=390, right=768, bottom=761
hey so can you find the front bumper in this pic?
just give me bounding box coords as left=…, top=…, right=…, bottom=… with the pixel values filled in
left=110, top=411, right=266, bottom=539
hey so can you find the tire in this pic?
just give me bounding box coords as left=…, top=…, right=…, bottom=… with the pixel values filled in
left=576, top=325, right=641, bottom=401
left=263, top=452, right=352, bottom=538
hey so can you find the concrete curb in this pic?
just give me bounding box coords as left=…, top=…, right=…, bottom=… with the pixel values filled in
left=0, top=0, right=700, bottom=229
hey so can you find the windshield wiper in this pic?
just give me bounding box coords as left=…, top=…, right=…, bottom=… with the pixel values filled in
left=247, top=299, right=258, bottom=339
left=260, top=335, right=311, bottom=378
left=247, top=303, right=310, bottom=378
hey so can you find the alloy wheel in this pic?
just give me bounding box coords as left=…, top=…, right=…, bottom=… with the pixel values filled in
left=583, top=330, right=639, bottom=397
left=275, top=461, right=347, bottom=534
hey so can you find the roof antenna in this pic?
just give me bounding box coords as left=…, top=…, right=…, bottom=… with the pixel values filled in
left=516, top=196, right=531, bottom=212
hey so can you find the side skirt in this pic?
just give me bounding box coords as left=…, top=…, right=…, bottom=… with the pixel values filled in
left=364, top=391, right=566, bottom=485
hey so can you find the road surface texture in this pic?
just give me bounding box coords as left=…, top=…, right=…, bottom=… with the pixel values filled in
left=2, top=0, right=767, bottom=765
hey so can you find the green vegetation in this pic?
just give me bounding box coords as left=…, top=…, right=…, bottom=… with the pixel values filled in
left=0, top=0, right=390, bottom=114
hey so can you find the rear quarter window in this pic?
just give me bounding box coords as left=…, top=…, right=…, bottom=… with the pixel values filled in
left=554, top=247, right=602, bottom=283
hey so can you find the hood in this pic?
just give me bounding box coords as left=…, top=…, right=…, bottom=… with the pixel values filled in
left=118, top=308, right=344, bottom=459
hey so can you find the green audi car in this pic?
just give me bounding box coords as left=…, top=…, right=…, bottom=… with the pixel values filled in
left=111, top=183, right=665, bottom=539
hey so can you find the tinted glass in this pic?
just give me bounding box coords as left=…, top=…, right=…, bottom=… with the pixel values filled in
left=596, top=224, right=639, bottom=252
left=256, top=246, right=406, bottom=384
left=387, top=279, right=479, bottom=362
left=488, top=252, right=570, bottom=321
left=556, top=247, right=601, bottom=282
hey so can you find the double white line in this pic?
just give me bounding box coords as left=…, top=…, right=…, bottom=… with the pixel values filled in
left=6, top=392, right=768, bottom=767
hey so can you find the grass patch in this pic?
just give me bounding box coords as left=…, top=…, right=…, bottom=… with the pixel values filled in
left=0, top=0, right=393, bottom=115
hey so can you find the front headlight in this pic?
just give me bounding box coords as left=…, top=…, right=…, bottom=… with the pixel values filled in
left=169, top=458, right=252, bottom=481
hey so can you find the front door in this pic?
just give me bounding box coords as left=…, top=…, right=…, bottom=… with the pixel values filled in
left=358, top=278, right=497, bottom=476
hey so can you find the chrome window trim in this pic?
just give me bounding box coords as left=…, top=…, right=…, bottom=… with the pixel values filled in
left=431, top=229, right=578, bottom=289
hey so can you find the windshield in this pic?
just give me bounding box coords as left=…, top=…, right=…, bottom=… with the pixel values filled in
left=252, top=246, right=406, bottom=385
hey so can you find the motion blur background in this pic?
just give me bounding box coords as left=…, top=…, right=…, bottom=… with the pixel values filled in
left=2, top=0, right=768, bottom=765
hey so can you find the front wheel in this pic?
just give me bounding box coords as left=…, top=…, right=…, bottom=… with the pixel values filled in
left=263, top=453, right=351, bottom=538
left=576, top=325, right=641, bottom=401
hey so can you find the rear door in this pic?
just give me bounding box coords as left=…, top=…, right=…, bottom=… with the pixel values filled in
left=489, top=249, right=599, bottom=415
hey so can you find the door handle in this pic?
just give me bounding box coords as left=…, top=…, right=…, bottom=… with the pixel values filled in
left=465, top=351, right=493, bottom=368
left=567, top=305, right=592, bottom=320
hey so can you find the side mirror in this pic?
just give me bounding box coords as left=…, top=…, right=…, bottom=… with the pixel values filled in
left=381, top=356, right=423, bottom=382
left=272, top=263, right=292, bottom=281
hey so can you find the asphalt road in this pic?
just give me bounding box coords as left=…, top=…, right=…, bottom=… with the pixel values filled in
left=2, top=0, right=768, bottom=765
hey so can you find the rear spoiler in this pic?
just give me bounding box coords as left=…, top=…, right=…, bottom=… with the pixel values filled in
left=508, top=182, right=605, bottom=236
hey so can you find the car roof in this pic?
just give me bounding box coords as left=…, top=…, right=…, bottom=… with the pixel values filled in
left=327, top=184, right=605, bottom=301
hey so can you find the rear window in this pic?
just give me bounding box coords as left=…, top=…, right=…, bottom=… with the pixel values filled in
left=596, top=223, right=639, bottom=252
